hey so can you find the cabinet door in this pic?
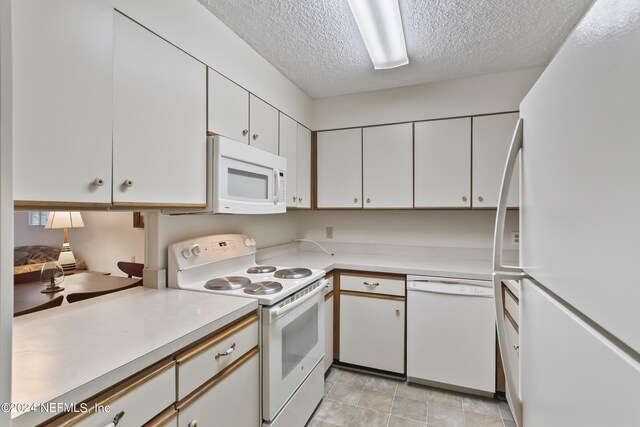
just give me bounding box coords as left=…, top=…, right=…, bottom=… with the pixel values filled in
left=317, top=129, right=363, bottom=208
left=113, top=12, right=206, bottom=206
left=363, top=123, right=413, bottom=208
left=340, top=294, right=404, bottom=373
left=178, top=352, right=259, bottom=427
left=249, top=95, right=279, bottom=154
left=13, top=0, right=113, bottom=206
left=472, top=113, right=520, bottom=208
left=415, top=118, right=471, bottom=207
left=208, top=68, right=249, bottom=144
left=279, top=113, right=298, bottom=207
left=324, top=292, right=334, bottom=372
left=296, top=124, right=312, bottom=209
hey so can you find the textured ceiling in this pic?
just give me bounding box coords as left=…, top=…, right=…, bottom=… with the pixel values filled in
left=199, top=0, right=594, bottom=98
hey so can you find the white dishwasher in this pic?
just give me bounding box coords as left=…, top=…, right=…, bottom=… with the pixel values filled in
left=407, top=275, right=496, bottom=396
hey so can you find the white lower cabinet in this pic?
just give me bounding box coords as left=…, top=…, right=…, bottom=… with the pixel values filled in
left=340, top=293, right=405, bottom=374
left=177, top=351, right=260, bottom=427
left=324, top=276, right=334, bottom=372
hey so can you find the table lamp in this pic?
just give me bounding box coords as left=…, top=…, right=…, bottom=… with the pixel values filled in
left=45, top=211, right=84, bottom=273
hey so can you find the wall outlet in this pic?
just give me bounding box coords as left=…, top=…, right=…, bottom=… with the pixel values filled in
left=326, top=227, right=334, bottom=239
left=131, top=255, right=136, bottom=263
left=511, top=232, right=520, bottom=247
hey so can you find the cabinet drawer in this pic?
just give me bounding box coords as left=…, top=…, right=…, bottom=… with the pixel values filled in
left=177, top=349, right=260, bottom=427
left=143, top=406, right=178, bottom=427
left=340, top=273, right=405, bottom=297
left=503, top=284, right=519, bottom=327
left=175, top=313, right=259, bottom=400
left=45, top=359, right=176, bottom=427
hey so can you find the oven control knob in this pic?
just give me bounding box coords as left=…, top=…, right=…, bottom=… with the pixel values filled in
left=249, top=238, right=256, bottom=246
left=244, top=238, right=252, bottom=247
left=191, top=244, right=201, bottom=256
left=182, top=248, right=193, bottom=259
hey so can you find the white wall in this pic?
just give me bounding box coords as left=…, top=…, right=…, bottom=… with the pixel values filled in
left=297, top=210, right=519, bottom=251
left=14, top=211, right=145, bottom=276
left=312, top=68, right=544, bottom=130
left=152, top=211, right=299, bottom=269
left=114, top=0, right=313, bottom=127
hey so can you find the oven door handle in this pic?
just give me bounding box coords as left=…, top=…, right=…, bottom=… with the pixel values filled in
left=269, top=279, right=328, bottom=324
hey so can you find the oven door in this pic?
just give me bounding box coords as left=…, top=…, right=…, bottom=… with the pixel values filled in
left=262, top=280, right=326, bottom=421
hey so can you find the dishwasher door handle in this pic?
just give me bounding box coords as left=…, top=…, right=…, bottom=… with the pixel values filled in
left=407, top=282, right=493, bottom=298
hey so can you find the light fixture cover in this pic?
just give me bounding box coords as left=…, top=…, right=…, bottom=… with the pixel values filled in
left=44, top=211, right=85, bottom=229
left=347, top=0, right=409, bottom=70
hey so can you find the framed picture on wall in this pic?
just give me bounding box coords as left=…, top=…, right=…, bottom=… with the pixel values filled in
left=133, top=212, right=144, bottom=229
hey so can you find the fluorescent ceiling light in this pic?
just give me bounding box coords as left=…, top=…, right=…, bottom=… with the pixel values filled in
left=347, top=0, right=409, bottom=70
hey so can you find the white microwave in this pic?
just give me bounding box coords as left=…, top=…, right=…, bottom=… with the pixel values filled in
left=166, top=135, right=287, bottom=215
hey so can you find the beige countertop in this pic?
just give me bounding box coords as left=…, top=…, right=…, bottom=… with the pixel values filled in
left=12, top=287, right=257, bottom=426
left=260, top=250, right=495, bottom=280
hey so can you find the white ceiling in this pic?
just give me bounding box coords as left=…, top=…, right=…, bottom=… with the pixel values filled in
left=199, top=0, right=593, bottom=99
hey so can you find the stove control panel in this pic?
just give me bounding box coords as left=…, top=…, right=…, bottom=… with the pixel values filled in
left=169, top=234, right=257, bottom=272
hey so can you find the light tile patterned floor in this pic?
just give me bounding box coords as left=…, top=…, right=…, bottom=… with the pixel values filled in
left=308, top=367, right=516, bottom=427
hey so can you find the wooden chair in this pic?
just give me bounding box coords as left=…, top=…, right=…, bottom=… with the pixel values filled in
left=14, top=295, right=64, bottom=317
left=117, top=261, right=144, bottom=278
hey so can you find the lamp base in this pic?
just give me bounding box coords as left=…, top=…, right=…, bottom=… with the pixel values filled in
left=58, top=243, right=77, bottom=273
left=41, top=286, right=65, bottom=294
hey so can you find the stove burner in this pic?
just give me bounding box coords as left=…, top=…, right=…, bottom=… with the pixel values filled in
left=205, top=276, right=251, bottom=291
left=247, top=265, right=277, bottom=274
left=274, top=268, right=313, bottom=280
left=244, top=281, right=283, bottom=295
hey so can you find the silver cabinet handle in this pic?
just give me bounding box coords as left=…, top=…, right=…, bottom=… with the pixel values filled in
left=106, top=411, right=124, bottom=427
left=93, top=178, right=104, bottom=186
left=188, top=421, right=199, bottom=427
left=242, top=129, right=249, bottom=136
left=215, top=343, right=236, bottom=359
left=478, top=196, right=484, bottom=202
left=299, top=197, right=303, bottom=203
left=366, top=198, right=371, bottom=203
left=364, top=282, right=379, bottom=287
left=462, top=196, right=467, bottom=202
left=354, top=198, right=358, bottom=203
left=293, top=196, right=297, bottom=202
left=253, top=133, right=259, bottom=140
left=513, top=344, right=520, bottom=351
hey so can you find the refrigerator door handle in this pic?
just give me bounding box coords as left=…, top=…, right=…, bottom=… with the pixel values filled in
left=493, top=117, right=529, bottom=427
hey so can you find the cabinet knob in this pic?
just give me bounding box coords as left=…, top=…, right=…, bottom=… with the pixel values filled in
left=299, top=197, right=303, bottom=203
left=366, top=198, right=371, bottom=204
left=188, top=421, right=199, bottom=427
left=253, top=134, right=259, bottom=140
left=477, top=196, right=484, bottom=202
left=396, top=309, right=401, bottom=315
left=123, top=179, right=133, bottom=188
left=354, top=198, right=358, bottom=204
left=93, top=178, right=104, bottom=186
left=462, top=196, right=467, bottom=202
left=293, top=196, right=297, bottom=202
left=242, top=129, right=249, bottom=136
left=513, top=344, right=519, bottom=351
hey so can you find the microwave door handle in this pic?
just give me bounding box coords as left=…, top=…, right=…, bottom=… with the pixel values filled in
left=273, top=169, right=280, bottom=203
left=269, top=279, right=328, bottom=324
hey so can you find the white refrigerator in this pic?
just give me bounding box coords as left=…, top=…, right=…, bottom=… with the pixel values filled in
left=493, top=0, right=640, bottom=426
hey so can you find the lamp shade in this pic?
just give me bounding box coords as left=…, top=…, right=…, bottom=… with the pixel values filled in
left=44, top=211, right=85, bottom=229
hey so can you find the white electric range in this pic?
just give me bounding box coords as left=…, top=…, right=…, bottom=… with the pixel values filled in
left=168, top=234, right=326, bottom=427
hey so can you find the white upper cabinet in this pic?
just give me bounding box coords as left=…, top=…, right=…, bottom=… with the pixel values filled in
left=296, top=124, right=312, bottom=209
left=472, top=113, right=520, bottom=208
left=414, top=118, right=471, bottom=208
left=13, top=0, right=113, bottom=206
left=113, top=12, right=206, bottom=206
left=249, top=95, right=279, bottom=154
left=317, top=128, right=362, bottom=208
left=208, top=68, right=249, bottom=144
left=279, top=113, right=298, bottom=207
left=363, top=123, right=413, bottom=208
